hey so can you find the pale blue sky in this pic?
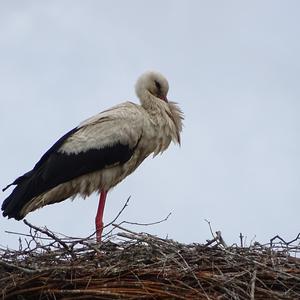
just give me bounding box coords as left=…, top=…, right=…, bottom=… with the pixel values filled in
left=1, top=1, right=299, bottom=248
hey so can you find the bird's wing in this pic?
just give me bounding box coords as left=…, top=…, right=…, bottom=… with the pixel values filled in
left=2, top=102, right=145, bottom=218
left=37, top=102, right=145, bottom=188
left=61, top=102, right=145, bottom=154
left=13, top=102, right=144, bottom=188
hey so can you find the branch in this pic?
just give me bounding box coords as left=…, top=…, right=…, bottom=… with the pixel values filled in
left=23, top=219, right=75, bottom=258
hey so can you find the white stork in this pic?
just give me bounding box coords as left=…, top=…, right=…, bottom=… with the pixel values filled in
left=2, top=71, right=184, bottom=241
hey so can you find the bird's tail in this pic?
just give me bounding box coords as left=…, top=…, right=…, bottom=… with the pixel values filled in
left=2, top=170, right=36, bottom=220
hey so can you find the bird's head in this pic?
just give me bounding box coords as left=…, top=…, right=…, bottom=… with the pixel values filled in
left=135, top=71, right=169, bottom=104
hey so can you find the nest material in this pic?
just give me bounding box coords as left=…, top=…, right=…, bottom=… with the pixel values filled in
left=1, top=222, right=300, bottom=299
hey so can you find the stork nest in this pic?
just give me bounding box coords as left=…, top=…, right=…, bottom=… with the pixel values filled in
left=1, top=221, right=300, bottom=299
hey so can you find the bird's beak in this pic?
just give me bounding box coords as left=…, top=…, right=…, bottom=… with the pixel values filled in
left=160, top=95, right=168, bottom=102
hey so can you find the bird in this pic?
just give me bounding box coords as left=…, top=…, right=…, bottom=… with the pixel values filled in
left=2, top=71, right=184, bottom=241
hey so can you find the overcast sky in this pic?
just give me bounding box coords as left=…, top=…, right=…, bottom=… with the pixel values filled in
left=1, top=1, right=299, bottom=249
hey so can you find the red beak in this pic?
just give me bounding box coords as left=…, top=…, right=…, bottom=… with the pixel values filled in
left=160, top=95, right=168, bottom=102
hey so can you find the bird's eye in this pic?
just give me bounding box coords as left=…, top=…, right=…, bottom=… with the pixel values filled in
left=154, top=80, right=161, bottom=91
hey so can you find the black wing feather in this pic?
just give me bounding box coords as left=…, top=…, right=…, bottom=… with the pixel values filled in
left=2, top=127, right=79, bottom=192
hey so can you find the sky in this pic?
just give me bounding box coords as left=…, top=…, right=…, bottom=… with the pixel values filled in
left=1, top=1, right=299, bottom=249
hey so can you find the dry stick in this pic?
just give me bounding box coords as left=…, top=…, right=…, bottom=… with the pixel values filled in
left=204, top=219, right=216, bottom=239
left=270, top=233, right=300, bottom=247
left=204, top=231, right=227, bottom=248
left=250, top=268, right=257, bottom=300
left=121, top=212, right=172, bottom=226
left=204, top=236, right=218, bottom=247
left=223, top=247, right=300, bottom=282
left=0, top=259, right=36, bottom=274
left=101, top=196, right=132, bottom=239
left=204, top=219, right=228, bottom=248
left=44, top=196, right=132, bottom=244
left=104, top=196, right=131, bottom=229
left=175, top=251, right=211, bottom=300
left=215, top=231, right=227, bottom=248
left=23, top=219, right=75, bottom=258
left=113, top=223, right=175, bottom=246
left=107, top=212, right=172, bottom=242
left=239, top=233, right=244, bottom=248
left=48, top=198, right=132, bottom=243
left=5, top=231, right=52, bottom=240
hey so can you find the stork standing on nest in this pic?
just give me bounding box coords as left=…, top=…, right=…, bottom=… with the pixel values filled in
left=2, top=71, right=184, bottom=241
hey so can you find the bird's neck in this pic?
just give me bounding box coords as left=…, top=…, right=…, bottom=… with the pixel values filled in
left=140, top=92, right=183, bottom=147
left=140, top=91, right=167, bottom=114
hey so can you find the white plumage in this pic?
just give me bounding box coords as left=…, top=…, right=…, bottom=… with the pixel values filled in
left=2, top=71, right=184, bottom=241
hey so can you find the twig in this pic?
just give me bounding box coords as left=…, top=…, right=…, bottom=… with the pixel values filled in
left=239, top=233, right=244, bottom=248
left=23, top=219, right=75, bottom=258
left=204, top=219, right=215, bottom=239
left=250, top=268, right=257, bottom=300
left=103, top=196, right=131, bottom=230
left=0, top=260, right=36, bottom=274
left=215, top=231, right=227, bottom=248
left=270, top=233, right=300, bottom=247
left=121, top=212, right=172, bottom=226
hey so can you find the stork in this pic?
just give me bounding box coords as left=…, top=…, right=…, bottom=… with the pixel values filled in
left=2, top=71, right=184, bottom=241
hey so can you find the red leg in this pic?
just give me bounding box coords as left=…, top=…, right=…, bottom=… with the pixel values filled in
left=95, top=190, right=107, bottom=242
